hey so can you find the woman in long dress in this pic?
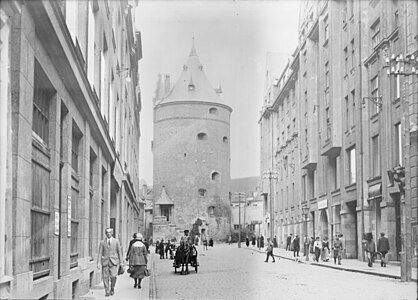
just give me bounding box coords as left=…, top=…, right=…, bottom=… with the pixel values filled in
left=126, top=233, right=148, bottom=289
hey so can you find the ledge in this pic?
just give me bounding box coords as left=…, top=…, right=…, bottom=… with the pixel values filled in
left=0, top=275, right=13, bottom=285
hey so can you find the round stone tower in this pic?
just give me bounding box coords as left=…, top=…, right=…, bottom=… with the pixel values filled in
left=153, top=41, right=232, bottom=241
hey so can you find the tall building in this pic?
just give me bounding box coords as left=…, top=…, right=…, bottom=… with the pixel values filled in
left=0, top=0, right=144, bottom=298
left=152, top=41, right=232, bottom=242
left=260, top=0, right=417, bottom=280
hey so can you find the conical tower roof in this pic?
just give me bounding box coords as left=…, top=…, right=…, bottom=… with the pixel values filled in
left=161, top=39, right=223, bottom=104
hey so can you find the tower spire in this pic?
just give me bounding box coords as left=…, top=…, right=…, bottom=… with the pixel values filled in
left=190, top=35, right=197, bottom=56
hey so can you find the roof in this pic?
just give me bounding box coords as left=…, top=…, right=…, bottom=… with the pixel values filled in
left=155, top=186, right=174, bottom=205
left=160, top=39, right=224, bottom=105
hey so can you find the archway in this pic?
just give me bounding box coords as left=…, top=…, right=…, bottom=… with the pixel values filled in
left=319, top=209, right=329, bottom=239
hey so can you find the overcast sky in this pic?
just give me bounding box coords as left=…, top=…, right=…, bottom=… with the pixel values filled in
left=136, top=0, right=300, bottom=185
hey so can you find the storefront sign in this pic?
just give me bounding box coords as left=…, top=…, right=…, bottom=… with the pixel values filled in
left=318, top=199, right=328, bottom=210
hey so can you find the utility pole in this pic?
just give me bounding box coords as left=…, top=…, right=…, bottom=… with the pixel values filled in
left=235, top=192, right=245, bottom=248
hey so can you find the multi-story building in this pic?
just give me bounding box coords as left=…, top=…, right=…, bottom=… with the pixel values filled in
left=152, top=41, right=232, bottom=242
left=230, top=177, right=264, bottom=236
left=0, top=0, right=144, bottom=298
left=260, top=0, right=417, bottom=280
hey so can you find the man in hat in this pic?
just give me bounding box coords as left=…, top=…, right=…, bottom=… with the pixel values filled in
left=377, top=232, right=390, bottom=267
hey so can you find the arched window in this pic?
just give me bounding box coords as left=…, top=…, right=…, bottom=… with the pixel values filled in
left=211, top=171, right=220, bottom=181
left=198, top=188, right=207, bottom=197
left=197, top=133, right=208, bottom=140
left=209, top=107, right=218, bottom=115
left=223, top=136, right=228, bottom=143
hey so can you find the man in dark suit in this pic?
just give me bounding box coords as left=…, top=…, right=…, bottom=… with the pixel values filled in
left=97, top=228, right=123, bottom=297
left=377, top=232, right=390, bottom=267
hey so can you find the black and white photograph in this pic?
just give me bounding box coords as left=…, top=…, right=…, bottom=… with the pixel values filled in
left=0, top=0, right=417, bottom=299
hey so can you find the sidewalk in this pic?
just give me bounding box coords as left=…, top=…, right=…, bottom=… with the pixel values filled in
left=244, top=245, right=417, bottom=282
left=79, top=252, right=156, bottom=300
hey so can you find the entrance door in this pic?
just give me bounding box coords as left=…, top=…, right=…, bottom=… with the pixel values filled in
left=320, top=210, right=329, bottom=239
left=394, top=195, right=401, bottom=260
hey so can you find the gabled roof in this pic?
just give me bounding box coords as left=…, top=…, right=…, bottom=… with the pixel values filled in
left=160, top=39, right=223, bottom=105
left=155, top=186, right=174, bottom=205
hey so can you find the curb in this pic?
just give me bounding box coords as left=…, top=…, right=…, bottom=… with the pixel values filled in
left=149, top=255, right=157, bottom=300
left=242, top=247, right=417, bottom=282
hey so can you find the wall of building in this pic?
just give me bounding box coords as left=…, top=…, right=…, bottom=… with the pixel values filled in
left=260, top=0, right=417, bottom=269
left=1, top=1, right=144, bottom=298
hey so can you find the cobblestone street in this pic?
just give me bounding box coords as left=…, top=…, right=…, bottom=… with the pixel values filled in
left=152, top=244, right=416, bottom=300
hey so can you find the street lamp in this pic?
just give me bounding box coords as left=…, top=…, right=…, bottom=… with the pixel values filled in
left=384, top=52, right=417, bottom=282
left=262, top=170, right=279, bottom=240
left=302, top=206, right=310, bottom=261
left=234, top=192, right=245, bottom=248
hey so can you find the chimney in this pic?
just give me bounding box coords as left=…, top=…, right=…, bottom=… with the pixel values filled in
left=164, top=75, right=171, bottom=95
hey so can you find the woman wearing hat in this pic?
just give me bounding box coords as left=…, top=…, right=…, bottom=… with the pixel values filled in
left=126, top=233, right=148, bottom=289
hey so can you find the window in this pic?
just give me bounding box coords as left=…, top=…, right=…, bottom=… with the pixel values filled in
left=324, top=20, right=329, bottom=41
left=395, top=123, right=402, bottom=166
left=33, top=61, right=54, bottom=146
left=371, top=20, right=381, bottom=48
left=31, top=162, right=50, bottom=279
left=370, top=75, right=380, bottom=115
left=71, top=186, right=79, bottom=267
left=197, top=133, right=208, bottom=140
left=331, top=155, right=340, bottom=190
left=302, top=175, right=307, bottom=202
left=372, top=135, right=380, bottom=177
left=326, top=107, right=331, bottom=139
left=211, top=171, right=220, bottom=181
left=350, top=39, right=355, bottom=69
left=325, top=62, right=330, bottom=90
left=223, top=136, right=228, bottom=143
left=89, top=149, right=96, bottom=187
left=209, top=107, right=218, bottom=115
left=344, top=47, right=348, bottom=74
left=208, top=206, right=215, bottom=216
left=198, top=188, right=207, bottom=197
left=351, top=90, right=356, bottom=127
left=72, top=126, right=82, bottom=173
left=101, top=167, right=106, bottom=198
left=308, top=169, right=315, bottom=199
left=345, top=95, right=349, bottom=131
left=347, top=147, right=356, bottom=184
left=100, top=34, right=108, bottom=119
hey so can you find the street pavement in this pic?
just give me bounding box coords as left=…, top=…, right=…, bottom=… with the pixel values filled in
left=80, top=243, right=417, bottom=300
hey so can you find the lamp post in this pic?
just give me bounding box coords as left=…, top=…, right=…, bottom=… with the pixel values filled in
left=262, top=170, right=279, bottom=240
left=302, top=206, right=310, bottom=261
left=234, top=192, right=245, bottom=248
left=384, top=52, right=417, bottom=282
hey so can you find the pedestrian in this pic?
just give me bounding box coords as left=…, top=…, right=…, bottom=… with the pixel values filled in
left=209, top=237, right=214, bottom=247
left=228, top=235, right=232, bottom=245
left=273, top=235, right=278, bottom=248
left=264, top=238, right=275, bottom=263
left=165, top=240, right=172, bottom=259
left=97, top=228, right=123, bottom=297
left=321, top=237, right=330, bottom=262
left=194, top=234, right=200, bottom=246
left=155, top=240, right=160, bottom=254
left=364, top=233, right=376, bottom=267
left=377, top=232, right=390, bottom=267
left=256, top=235, right=260, bottom=249
left=252, top=236, right=256, bottom=247
left=203, top=237, right=208, bottom=250
left=309, top=236, right=315, bottom=260
left=260, top=234, right=265, bottom=248
left=159, top=238, right=165, bottom=259
left=332, top=235, right=343, bottom=265
left=245, top=236, right=250, bottom=247
left=314, top=236, right=322, bottom=262
left=338, top=233, right=346, bottom=259
left=286, top=234, right=292, bottom=251
left=293, top=235, right=300, bottom=257
left=126, top=232, right=148, bottom=289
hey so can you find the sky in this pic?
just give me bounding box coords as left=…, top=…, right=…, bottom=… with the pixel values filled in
left=135, top=0, right=301, bottom=185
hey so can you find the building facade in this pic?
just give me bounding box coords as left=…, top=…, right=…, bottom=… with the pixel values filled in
left=0, top=0, right=144, bottom=298
left=152, top=41, right=232, bottom=242
left=260, top=0, right=417, bottom=279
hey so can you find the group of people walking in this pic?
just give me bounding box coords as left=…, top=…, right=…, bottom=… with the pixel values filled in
left=96, top=228, right=149, bottom=297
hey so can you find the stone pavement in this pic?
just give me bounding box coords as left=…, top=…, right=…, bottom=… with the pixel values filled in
left=243, top=244, right=417, bottom=282
left=79, top=254, right=155, bottom=300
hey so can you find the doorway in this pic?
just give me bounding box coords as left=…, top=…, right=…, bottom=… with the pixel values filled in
left=319, top=209, right=329, bottom=239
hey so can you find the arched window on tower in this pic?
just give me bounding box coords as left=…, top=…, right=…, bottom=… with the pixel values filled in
left=211, top=171, right=221, bottom=182
left=198, top=188, right=207, bottom=197
left=197, top=133, right=208, bottom=140
left=209, top=107, right=218, bottom=115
